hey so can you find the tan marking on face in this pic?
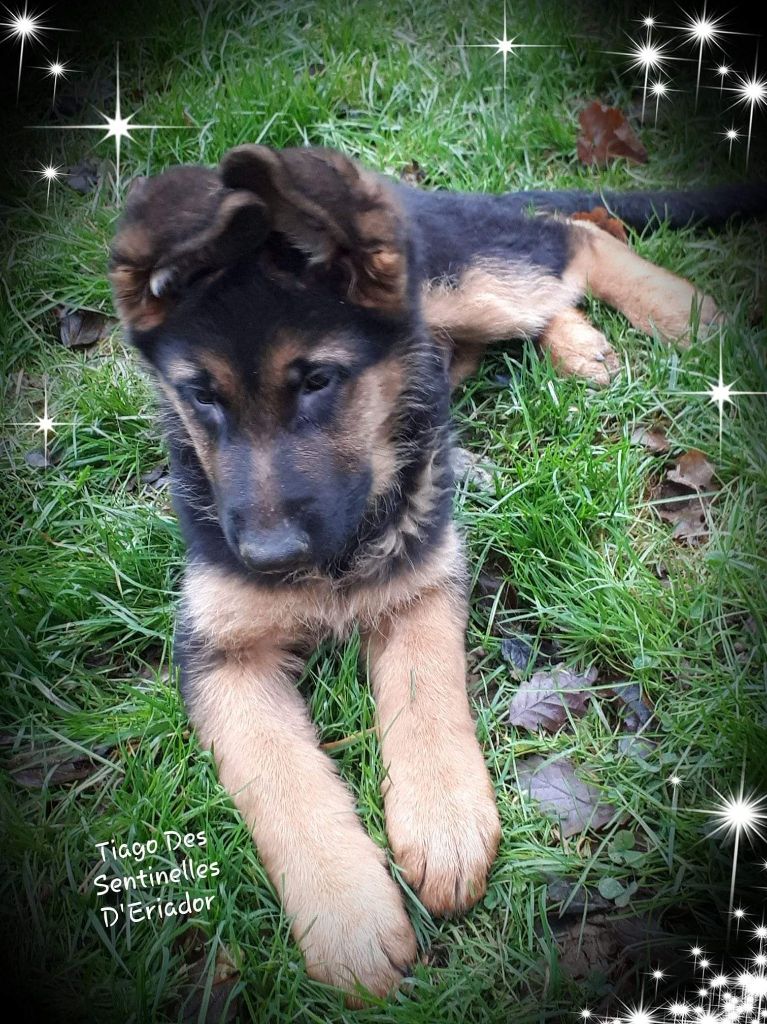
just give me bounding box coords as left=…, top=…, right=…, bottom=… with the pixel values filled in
left=422, top=259, right=581, bottom=346
left=197, top=352, right=241, bottom=404
left=163, top=355, right=200, bottom=387
left=155, top=373, right=217, bottom=482
left=308, top=338, right=357, bottom=364
left=564, top=220, right=721, bottom=343
left=245, top=443, right=281, bottom=528
left=263, top=331, right=307, bottom=390
left=333, top=356, right=405, bottom=497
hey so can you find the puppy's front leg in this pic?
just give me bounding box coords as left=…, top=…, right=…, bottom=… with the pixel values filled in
left=366, top=584, right=501, bottom=916
left=181, top=637, right=416, bottom=1004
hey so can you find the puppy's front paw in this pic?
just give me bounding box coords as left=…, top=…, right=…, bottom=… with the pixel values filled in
left=540, top=310, right=620, bottom=386
left=296, top=858, right=417, bottom=1007
left=385, top=746, right=501, bottom=917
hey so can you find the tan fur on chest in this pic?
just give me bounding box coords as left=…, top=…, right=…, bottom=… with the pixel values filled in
left=182, top=524, right=464, bottom=650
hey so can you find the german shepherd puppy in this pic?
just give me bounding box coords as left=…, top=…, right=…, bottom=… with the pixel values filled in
left=109, top=145, right=765, bottom=1003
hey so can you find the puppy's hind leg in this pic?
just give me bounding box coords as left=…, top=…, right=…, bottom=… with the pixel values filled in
left=565, top=220, right=722, bottom=345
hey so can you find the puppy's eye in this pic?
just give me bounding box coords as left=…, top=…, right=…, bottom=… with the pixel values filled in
left=301, top=367, right=338, bottom=394
left=190, top=387, right=219, bottom=410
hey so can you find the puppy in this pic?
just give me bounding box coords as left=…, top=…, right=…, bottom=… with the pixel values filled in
left=109, top=145, right=764, bottom=1002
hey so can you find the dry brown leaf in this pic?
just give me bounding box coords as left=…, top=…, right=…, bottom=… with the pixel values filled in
left=177, top=935, right=240, bottom=1024
left=659, top=499, right=710, bottom=542
left=450, top=447, right=494, bottom=491
left=630, top=426, right=669, bottom=453
left=508, top=665, right=598, bottom=732
left=9, top=744, right=113, bottom=787
left=64, top=159, right=99, bottom=194
left=571, top=206, right=628, bottom=242
left=577, top=100, right=648, bottom=167
left=667, top=448, right=716, bottom=491
left=515, top=755, right=617, bottom=837
left=552, top=913, right=671, bottom=982
left=400, top=159, right=426, bottom=186
left=54, top=307, right=115, bottom=348
left=654, top=449, right=719, bottom=545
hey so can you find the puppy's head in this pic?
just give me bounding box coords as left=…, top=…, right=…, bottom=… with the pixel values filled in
left=110, top=146, right=436, bottom=578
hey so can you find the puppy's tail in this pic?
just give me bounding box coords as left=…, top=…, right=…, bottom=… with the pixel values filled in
left=516, top=182, right=767, bottom=229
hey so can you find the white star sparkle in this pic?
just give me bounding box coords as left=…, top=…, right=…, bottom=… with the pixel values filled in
left=722, top=126, right=741, bottom=159
left=726, top=59, right=767, bottom=166
left=26, top=159, right=65, bottom=205
left=605, top=33, right=685, bottom=120
left=715, top=63, right=732, bottom=94
left=11, top=378, right=81, bottom=468
left=703, top=780, right=767, bottom=932
left=669, top=1004, right=691, bottom=1018
left=457, top=2, right=553, bottom=94
left=572, top=921, right=767, bottom=1023
left=0, top=2, right=69, bottom=98
left=32, top=47, right=188, bottom=191
left=34, top=49, right=76, bottom=106
left=734, top=909, right=749, bottom=935
left=622, top=1003, right=658, bottom=1023
left=648, top=78, right=679, bottom=123
left=675, top=4, right=728, bottom=101
left=675, top=331, right=767, bottom=453
left=1, top=2, right=45, bottom=96
left=17, top=383, right=56, bottom=465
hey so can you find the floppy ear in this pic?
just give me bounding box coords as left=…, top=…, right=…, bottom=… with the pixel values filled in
left=220, top=145, right=408, bottom=315
left=109, top=166, right=270, bottom=333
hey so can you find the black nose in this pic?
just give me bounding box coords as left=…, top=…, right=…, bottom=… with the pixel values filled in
left=236, top=522, right=311, bottom=573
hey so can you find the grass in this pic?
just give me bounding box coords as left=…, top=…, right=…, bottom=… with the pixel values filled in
left=1, top=0, right=766, bottom=1021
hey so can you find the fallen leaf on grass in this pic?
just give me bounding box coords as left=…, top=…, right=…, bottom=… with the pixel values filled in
left=515, top=755, right=617, bottom=837
left=577, top=100, right=648, bottom=167
left=551, top=913, right=671, bottom=982
left=400, top=159, right=426, bottom=186
left=508, top=665, right=598, bottom=732
left=135, top=463, right=171, bottom=492
left=501, top=635, right=535, bottom=675
left=654, top=449, right=718, bottom=544
left=24, top=450, right=55, bottom=469
left=8, top=743, right=113, bottom=787
left=176, top=934, right=240, bottom=1024
left=54, top=307, right=115, bottom=348
left=545, top=878, right=613, bottom=916
left=64, top=159, right=99, bottom=194
left=666, top=448, right=716, bottom=490
left=606, top=681, right=653, bottom=732
left=450, top=447, right=494, bottom=491
left=571, top=206, right=628, bottom=242
left=658, top=497, right=710, bottom=542
left=630, top=426, right=669, bottom=453
left=617, top=735, right=657, bottom=762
